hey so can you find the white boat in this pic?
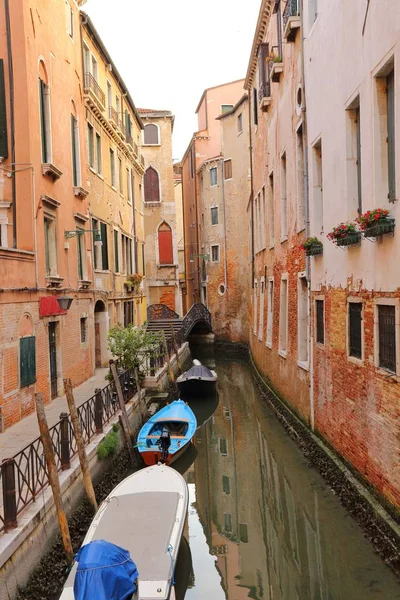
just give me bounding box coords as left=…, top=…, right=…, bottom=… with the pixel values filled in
left=60, top=464, right=188, bottom=600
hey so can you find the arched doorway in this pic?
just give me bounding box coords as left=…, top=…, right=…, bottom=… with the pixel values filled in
left=94, top=300, right=108, bottom=368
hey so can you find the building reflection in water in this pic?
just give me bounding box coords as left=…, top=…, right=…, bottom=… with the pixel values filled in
left=188, top=359, right=400, bottom=600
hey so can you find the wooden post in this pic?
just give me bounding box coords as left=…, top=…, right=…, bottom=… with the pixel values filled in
left=134, top=368, right=145, bottom=424
left=162, top=332, right=175, bottom=384
left=110, top=361, right=134, bottom=438
left=94, top=388, right=103, bottom=434
left=170, top=325, right=182, bottom=373
left=59, top=412, right=71, bottom=470
left=35, top=393, right=73, bottom=565
left=118, top=415, right=137, bottom=467
left=63, top=379, right=98, bottom=514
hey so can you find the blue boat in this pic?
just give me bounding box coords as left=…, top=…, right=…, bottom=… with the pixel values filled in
left=137, top=400, right=197, bottom=466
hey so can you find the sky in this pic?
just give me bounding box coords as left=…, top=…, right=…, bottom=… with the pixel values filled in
left=84, top=0, right=261, bottom=160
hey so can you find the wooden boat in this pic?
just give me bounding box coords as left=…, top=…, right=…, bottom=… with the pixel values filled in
left=176, top=359, right=218, bottom=397
left=60, top=464, right=188, bottom=600
left=137, top=400, right=197, bottom=466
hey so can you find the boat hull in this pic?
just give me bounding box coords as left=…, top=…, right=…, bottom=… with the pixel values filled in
left=140, top=440, right=190, bottom=466
left=177, top=378, right=216, bottom=397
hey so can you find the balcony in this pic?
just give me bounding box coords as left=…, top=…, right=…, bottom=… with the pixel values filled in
left=84, top=73, right=105, bottom=112
left=126, top=131, right=134, bottom=150
left=258, top=81, right=271, bottom=112
left=270, top=61, right=284, bottom=82
left=109, top=106, right=120, bottom=129
left=283, top=0, right=301, bottom=42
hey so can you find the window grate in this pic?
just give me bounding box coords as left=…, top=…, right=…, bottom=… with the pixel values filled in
left=316, top=299, right=324, bottom=344
left=349, top=302, right=362, bottom=358
left=378, top=305, right=396, bottom=372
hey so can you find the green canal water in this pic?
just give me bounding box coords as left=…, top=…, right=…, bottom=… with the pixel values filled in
left=176, top=354, right=400, bottom=600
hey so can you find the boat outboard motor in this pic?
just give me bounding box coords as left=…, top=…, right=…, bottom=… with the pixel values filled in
left=157, top=427, right=171, bottom=463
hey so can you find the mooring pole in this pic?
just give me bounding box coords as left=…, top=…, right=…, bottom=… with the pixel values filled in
left=170, top=324, right=182, bottom=373
left=63, top=379, right=98, bottom=514
left=35, top=393, right=73, bottom=565
left=110, top=361, right=134, bottom=437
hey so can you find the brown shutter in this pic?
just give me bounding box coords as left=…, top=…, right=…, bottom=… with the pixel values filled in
left=144, top=167, right=160, bottom=202
left=158, top=223, right=173, bottom=264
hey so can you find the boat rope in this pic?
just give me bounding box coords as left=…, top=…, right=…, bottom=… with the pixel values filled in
left=166, top=544, right=175, bottom=586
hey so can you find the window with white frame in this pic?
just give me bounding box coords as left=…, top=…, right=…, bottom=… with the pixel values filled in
left=0, top=207, right=9, bottom=248
left=211, top=245, right=219, bottom=262
left=375, top=63, right=396, bottom=203
left=298, top=275, right=308, bottom=364
left=267, top=278, right=274, bottom=346
left=65, top=1, right=74, bottom=38
left=253, top=280, right=258, bottom=335
left=71, top=114, right=81, bottom=186
left=211, top=206, right=218, bottom=225
left=348, top=300, right=363, bottom=360
left=118, top=157, right=123, bottom=195
left=258, top=277, right=265, bottom=341
left=76, top=227, right=86, bottom=281
left=44, top=213, right=57, bottom=276
left=268, top=172, right=275, bottom=247
left=126, top=168, right=132, bottom=203
left=110, top=148, right=116, bottom=187
left=96, top=132, right=102, bottom=174
left=88, top=123, right=94, bottom=169
left=281, top=152, right=288, bottom=240
left=279, top=277, right=288, bottom=354
left=210, top=166, right=217, bottom=186
left=312, top=139, right=323, bottom=233
left=296, top=124, right=306, bottom=230
left=375, top=299, right=398, bottom=374
left=39, top=76, right=52, bottom=164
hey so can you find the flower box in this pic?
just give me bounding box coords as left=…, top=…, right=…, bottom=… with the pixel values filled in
left=363, top=218, right=395, bottom=238
left=335, top=232, right=362, bottom=247
left=305, top=244, right=323, bottom=256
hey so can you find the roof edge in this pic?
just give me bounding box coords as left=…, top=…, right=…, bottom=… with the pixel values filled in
left=216, top=94, right=248, bottom=120
left=195, top=78, right=245, bottom=114
left=244, top=0, right=274, bottom=90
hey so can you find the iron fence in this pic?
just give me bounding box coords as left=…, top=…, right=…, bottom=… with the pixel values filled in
left=84, top=72, right=105, bottom=107
left=0, top=368, right=137, bottom=533
left=283, top=0, right=300, bottom=28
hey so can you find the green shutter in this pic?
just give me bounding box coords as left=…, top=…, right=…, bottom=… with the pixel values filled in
left=20, top=336, right=36, bottom=387
left=0, top=60, right=8, bottom=159
left=387, top=70, right=396, bottom=202
left=114, top=230, right=119, bottom=272
left=39, top=79, right=47, bottom=162
left=100, top=222, right=108, bottom=270
left=77, top=232, right=83, bottom=280
left=71, top=115, right=78, bottom=186
left=88, top=123, right=94, bottom=168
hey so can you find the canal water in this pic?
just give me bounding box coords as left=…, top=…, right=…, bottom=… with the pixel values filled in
left=177, top=354, right=400, bottom=600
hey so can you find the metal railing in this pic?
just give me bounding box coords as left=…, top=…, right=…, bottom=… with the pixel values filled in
left=283, top=0, right=300, bottom=27
left=109, top=106, right=120, bottom=127
left=182, top=303, right=212, bottom=338
left=258, top=80, right=271, bottom=103
left=126, top=131, right=134, bottom=148
left=0, top=368, right=137, bottom=533
left=84, top=72, right=105, bottom=108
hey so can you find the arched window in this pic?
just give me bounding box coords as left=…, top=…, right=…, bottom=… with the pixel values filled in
left=144, top=166, right=160, bottom=203
left=143, top=123, right=159, bottom=145
left=158, top=221, right=173, bottom=265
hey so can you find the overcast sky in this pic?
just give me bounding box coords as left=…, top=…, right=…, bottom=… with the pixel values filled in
left=84, top=0, right=261, bottom=160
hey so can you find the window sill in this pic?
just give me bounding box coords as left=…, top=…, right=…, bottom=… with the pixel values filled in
left=144, top=201, right=162, bottom=206
left=278, top=349, right=287, bottom=359
left=94, top=269, right=110, bottom=274
left=237, top=130, right=243, bottom=136
left=347, top=355, right=363, bottom=367
left=280, top=236, right=288, bottom=244
left=78, top=279, right=92, bottom=289
left=316, top=342, right=325, bottom=349
left=266, top=341, right=272, bottom=349
left=258, top=335, right=263, bottom=342
left=142, top=143, right=161, bottom=147
left=74, top=186, right=89, bottom=199
left=376, top=367, right=399, bottom=380
left=46, top=275, right=64, bottom=288
left=269, top=244, right=275, bottom=250
left=42, top=163, right=63, bottom=181
left=157, top=264, right=178, bottom=268
left=297, top=360, right=309, bottom=371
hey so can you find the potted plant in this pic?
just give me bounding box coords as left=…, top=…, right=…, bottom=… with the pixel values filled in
left=303, top=237, right=323, bottom=256
left=357, top=208, right=395, bottom=238
left=327, top=222, right=361, bottom=247
left=126, top=273, right=144, bottom=295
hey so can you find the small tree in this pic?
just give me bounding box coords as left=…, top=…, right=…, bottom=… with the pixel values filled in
left=108, top=324, right=163, bottom=372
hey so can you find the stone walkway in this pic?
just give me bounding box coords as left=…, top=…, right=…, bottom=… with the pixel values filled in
left=0, top=369, right=109, bottom=462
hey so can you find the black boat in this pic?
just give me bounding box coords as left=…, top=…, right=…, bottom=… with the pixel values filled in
left=176, top=359, right=217, bottom=397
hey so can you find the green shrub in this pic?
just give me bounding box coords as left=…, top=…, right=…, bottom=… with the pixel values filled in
left=97, top=428, right=120, bottom=460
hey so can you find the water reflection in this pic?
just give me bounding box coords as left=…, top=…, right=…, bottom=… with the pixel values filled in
left=187, top=358, right=400, bottom=600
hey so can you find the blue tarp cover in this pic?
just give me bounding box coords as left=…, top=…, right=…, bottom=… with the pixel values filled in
left=74, top=539, right=138, bottom=600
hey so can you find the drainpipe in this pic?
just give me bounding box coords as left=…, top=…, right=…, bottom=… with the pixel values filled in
left=4, top=0, right=16, bottom=248
left=299, top=0, right=314, bottom=430
left=248, top=95, right=255, bottom=288
left=219, top=158, right=228, bottom=292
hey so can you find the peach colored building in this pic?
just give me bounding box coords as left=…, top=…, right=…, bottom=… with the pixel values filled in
left=139, top=109, right=182, bottom=314
left=181, top=80, right=244, bottom=307
left=245, top=0, right=310, bottom=421
left=0, top=0, right=95, bottom=430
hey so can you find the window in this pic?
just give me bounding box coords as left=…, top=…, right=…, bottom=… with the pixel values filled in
left=144, top=166, right=160, bottom=202
left=224, top=159, right=232, bottom=180
left=118, top=157, right=123, bottom=194
left=219, top=438, right=228, bottom=456
left=110, top=148, right=116, bottom=187
left=96, top=132, right=102, bottom=174
left=66, top=1, right=74, bottom=38
left=91, top=55, right=98, bottom=81
left=258, top=277, right=265, bottom=341
left=346, top=98, right=362, bottom=214
left=20, top=336, right=36, bottom=388
left=121, top=234, right=128, bottom=273
left=100, top=222, right=109, bottom=270
left=143, top=123, right=159, bottom=145
left=237, top=113, right=243, bottom=134
left=253, top=88, right=258, bottom=125
left=316, top=299, right=324, bottom=345
left=124, top=301, right=134, bottom=327
left=387, top=70, right=396, bottom=202
left=222, top=475, right=230, bottom=495
left=239, top=523, right=249, bottom=544
left=83, top=44, right=90, bottom=75
left=296, top=125, right=305, bottom=229
left=312, top=139, right=323, bottom=233
left=44, top=215, right=57, bottom=276
left=253, top=281, right=258, bottom=335
left=77, top=228, right=85, bottom=280
left=127, top=168, right=132, bottom=203
left=39, top=78, right=51, bottom=163
left=211, top=207, right=218, bottom=225
left=211, top=245, right=219, bottom=262
left=281, top=152, right=287, bottom=239
left=88, top=123, right=94, bottom=168
left=71, top=115, right=80, bottom=186
left=210, top=166, right=217, bottom=186
left=221, top=104, right=233, bottom=114
left=224, top=513, right=232, bottom=533
left=190, top=146, right=195, bottom=179
left=349, top=302, right=362, bottom=359
left=267, top=279, right=274, bottom=346
left=107, top=81, right=112, bottom=108
left=128, top=238, right=133, bottom=274
left=92, top=218, right=100, bottom=270
left=158, top=222, right=173, bottom=265
left=298, top=276, right=308, bottom=363
left=80, top=317, right=87, bottom=343
left=268, top=172, right=275, bottom=246
left=115, top=95, right=120, bottom=117
left=378, top=305, right=396, bottom=372
left=375, top=65, right=396, bottom=203
left=279, top=278, right=288, bottom=354
left=114, top=229, right=119, bottom=272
